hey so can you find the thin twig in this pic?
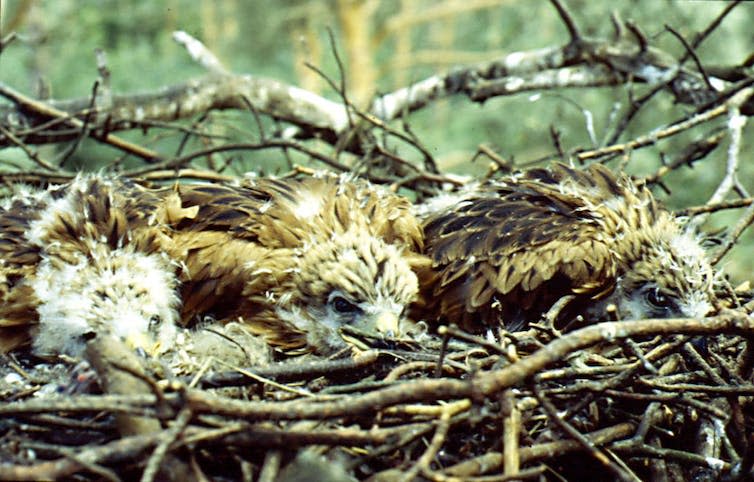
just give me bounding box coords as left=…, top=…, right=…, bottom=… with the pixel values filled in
left=140, top=408, right=193, bottom=482
left=532, top=382, right=639, bottom=482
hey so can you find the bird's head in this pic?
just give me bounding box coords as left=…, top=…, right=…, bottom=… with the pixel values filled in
left=280, top=228, right=419, bottom=353
left=31, top=243, right=180, bottom=358
left=607, top=223, right=715, bottom=320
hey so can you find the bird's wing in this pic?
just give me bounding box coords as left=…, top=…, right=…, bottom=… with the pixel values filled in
left=241, top=174, right=425, bottom=250
left=168, top=187, right=311, bottom=350
left=34, top=177, right=178, bottom=263
left=420, top=163, right=622, bottom=328
left=117, top=180, right=199, bottom=228
left=352, top=179, right=424, bottom=251
left=171, top=176, right=426, bottom=353
left=241, top=247, right=311, bottom=354
left=0, top=192, right=48, bottom=351
left=174, top=230, right=278, bottom=324
left=163, top=182, right=300, bottom=324
left=0, top=176, right=186, bottom=352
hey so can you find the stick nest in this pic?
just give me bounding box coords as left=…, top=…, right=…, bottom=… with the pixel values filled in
left=1, top=308, right=753, bottom=482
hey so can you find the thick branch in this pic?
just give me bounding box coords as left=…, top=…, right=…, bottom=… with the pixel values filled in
left=0, top=23, right=740, bottom=152
left=0, top=74, right=349, bottom=147
left=182, top=312, right=753, bottom=421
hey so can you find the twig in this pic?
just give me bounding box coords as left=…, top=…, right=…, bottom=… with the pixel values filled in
left=0, top=124, right=59, bottom=171
left=611, top=441, right=731, bottom=472
left=683, top=342, right=727, bottom=385
left=630, top=401, right=663, bottom=444
left=173, top=31, right=228, bottom=75
left=194, top=349, right=381, bottom=388
left=688, top=1, right=742, bottom=52
left=543, top=294, right=576, bottom=329
left=258, top=450, right=282, bottom=482
left=0, top=394, right=159, bottom=416
left=501, top=389, right=521, bottom=477
left=602, top=389, right=729, bottom=419
left=124, top=139, right=351, bottom=177
left=137, top=168, right=235, bottom=183
left=385, top=360, right=454, bottom=382
left=690, top=89, right=751, bottom=231
left=642, top=130, right=725, bottom=186
left=712, top=201, right=754, bottom=265
left=85, top=334, right=167, bottom=437
left=679, top=198, right=754, bottom=216
left=549, top=0, right=581, bottom=42
left=532, top=382, right=638, bottom=482
left=665, top=25, right=715, bottom=91
left=0, top=433, right=160, bottom=481
left=0, top=82, right=162, bottom=161
left=0, top=32, right=18, bottom=53
left=445, top=423, right=636, bottom=477
left=624, top=339, right=658, bottom=374
left=56, top=79, right=100, bottom=168
left=401, top=403, right=454, bottom=481
left=576, top=90, right=735, bottom=164
left=438, top=324, right=519, bottom=360
left=140, top=407, right=192, bottom=482
left=304, top=28, right=355, bottom=134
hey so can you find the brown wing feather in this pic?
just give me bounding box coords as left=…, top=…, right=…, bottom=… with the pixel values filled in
left=0, top=173, right=424, bottom=355
left=0, top=176, right=184, bottom=353
left=240, top=174, right=423, bottom=250
left=169, top=174, right=425, bottom=352
left=174, top=231, right=274, bottom=323
left=0, top=191, right=48, bottom=351
left=162, top=182, right=286, bottom=325
left=418, top=163, right=626, bottom=332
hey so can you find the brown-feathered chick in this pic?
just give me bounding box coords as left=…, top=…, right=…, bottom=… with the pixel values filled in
left=168, top=173, right=425, bottom=355
left=415, top=163, right=716, bottom=333
left=0, top=175, right=184, bottom=357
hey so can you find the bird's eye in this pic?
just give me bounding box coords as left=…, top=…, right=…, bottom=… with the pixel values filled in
left=148, top=315, right=162, bottom=330
left=331, top=296, right=359, bottom=314
left=645, top=289, right=673, bottom=310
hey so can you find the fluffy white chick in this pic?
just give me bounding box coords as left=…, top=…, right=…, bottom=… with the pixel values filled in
left=31, top=241, right=180, bottom=357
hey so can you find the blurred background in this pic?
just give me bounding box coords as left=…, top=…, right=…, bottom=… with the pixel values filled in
left=1, top=0, right=753, bottom=280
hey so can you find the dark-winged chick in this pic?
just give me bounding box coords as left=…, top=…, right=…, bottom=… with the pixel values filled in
left=167, top=173, right=428, bottom=355
left=415, top=163, right=716, bottom=333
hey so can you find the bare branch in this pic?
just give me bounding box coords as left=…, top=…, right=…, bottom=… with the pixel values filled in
left=690, top=87, right=753, bottom=231
left=173, top=31, right=228, bottom=75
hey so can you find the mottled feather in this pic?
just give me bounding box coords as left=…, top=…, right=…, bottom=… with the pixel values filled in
left=416, top=163, right=715, bottom=332
left=166, top=173, right=425, bottom=354
left=0, top=176, right=183, bottom=355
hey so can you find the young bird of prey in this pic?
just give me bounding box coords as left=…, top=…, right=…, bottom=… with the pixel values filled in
left=167, top=174, right=425, bottom=355
left=0, top=176, right=185, bottom=357
left=416, top=163, right=715, bottom=333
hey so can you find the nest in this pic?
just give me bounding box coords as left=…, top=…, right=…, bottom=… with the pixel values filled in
left=1, top=4, right=753, bottom=479
left=1, top=308, right=753, bottom=482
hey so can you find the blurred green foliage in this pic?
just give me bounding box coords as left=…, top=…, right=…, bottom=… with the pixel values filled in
left=1, top=0, right=753, bottom=280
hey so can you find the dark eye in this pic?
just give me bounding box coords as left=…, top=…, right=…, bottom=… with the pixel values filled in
left=646, top=289, right=673, bottom=310
left=332, top=296, right=359, bottom=314
left=148, top=315, right=162, bottom=330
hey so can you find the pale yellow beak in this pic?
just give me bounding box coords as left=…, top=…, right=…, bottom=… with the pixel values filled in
left=373, top=311, right=400, bottom=337
left=124, top=332, right=161, bottom=357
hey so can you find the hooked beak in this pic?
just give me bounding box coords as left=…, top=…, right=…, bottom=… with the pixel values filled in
left=338, top=311, right=402, bottom=351
left=373, top=311, right=400, bottom=338
left=123, top=332, right=161, bottom=357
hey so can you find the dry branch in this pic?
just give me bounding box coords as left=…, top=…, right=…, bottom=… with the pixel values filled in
left=1, top=2, right=754, bottom=481
left=1, top=6, right=748, bottom=158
